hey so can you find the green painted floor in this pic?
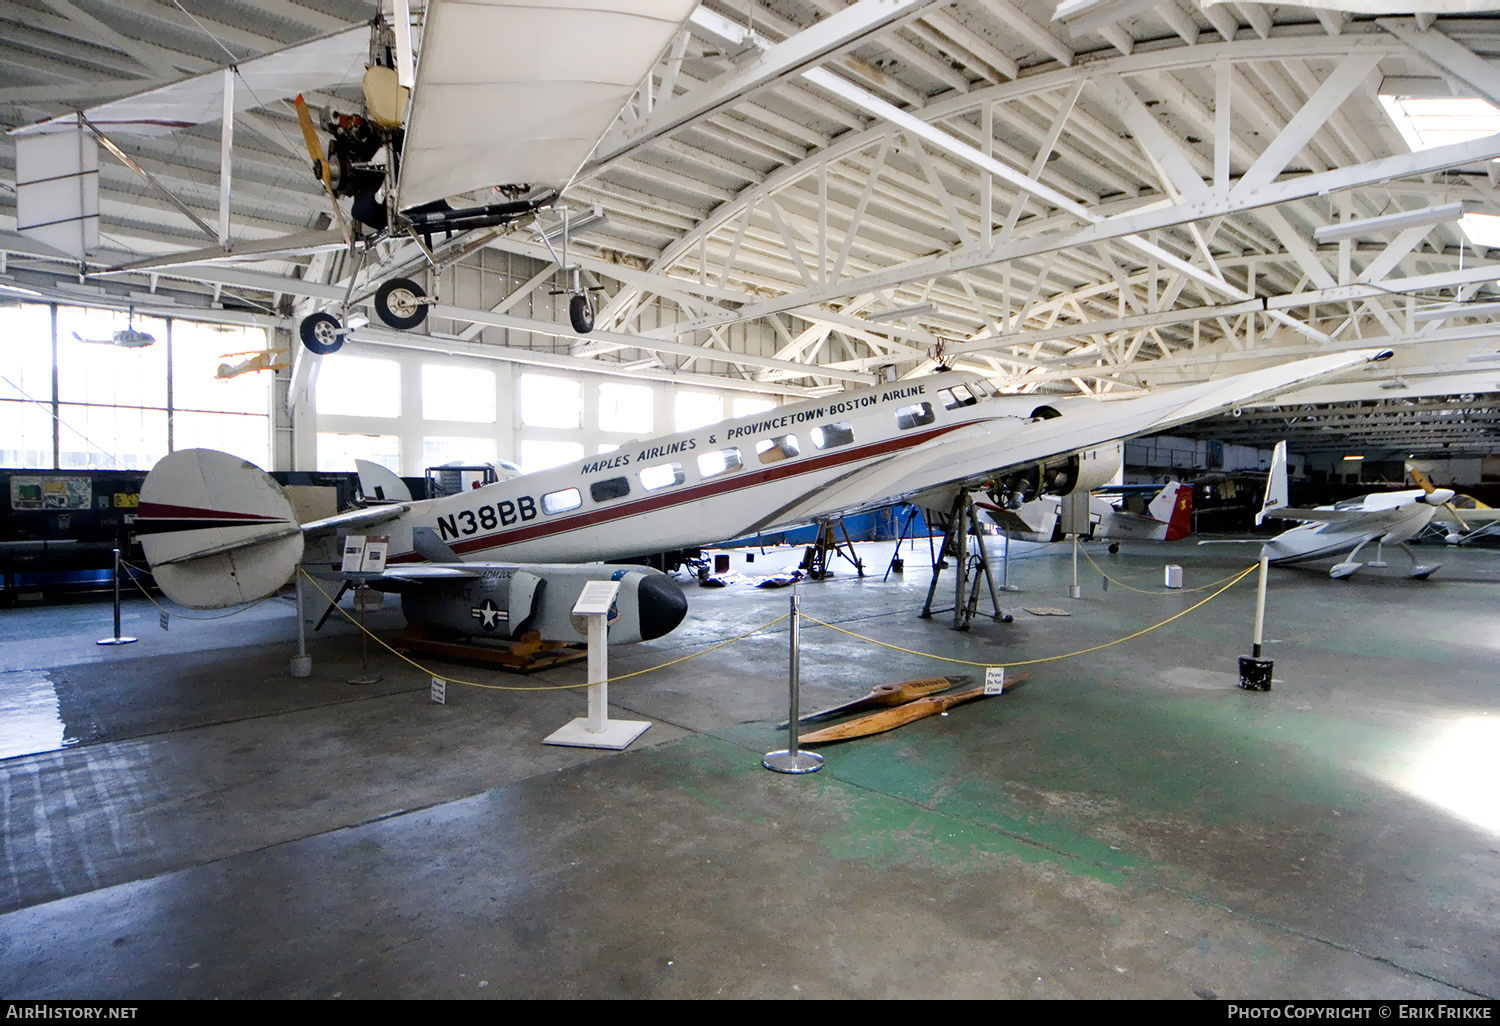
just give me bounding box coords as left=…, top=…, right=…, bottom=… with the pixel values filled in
left=1, top=539, right=1497, bottom=998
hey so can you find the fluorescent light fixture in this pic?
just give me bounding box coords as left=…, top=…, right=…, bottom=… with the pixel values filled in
left=1343, top=455, right=1365, bottom=461
left=1314, top=202, right=1464, bottom=243
left=1379, top=379, right=1409, bottom=390
left=537, top=205, right=608, bottom=245
left=1412, top=300, right=1500, bottom=322
left=865, top=302, right=937, bottom=323
left=0, top=281, right=43, bottom=297
left=1466, top=351, right=1500, bottom=362
left=1053, top=0, right=1159, bottom=36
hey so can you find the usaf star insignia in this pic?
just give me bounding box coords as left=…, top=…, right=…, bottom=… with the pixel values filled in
left=470, top=598, right=507, bottom=631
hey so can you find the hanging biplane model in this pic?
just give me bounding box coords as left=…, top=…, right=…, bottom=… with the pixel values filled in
left=133, top=350, right=1392, bottom=649
left=10, top=0, right=700, bottom=348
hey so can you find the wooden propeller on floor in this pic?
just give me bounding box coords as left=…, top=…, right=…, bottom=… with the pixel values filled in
left=776, top=675, right=972, bottom=729
left=799, top=674, right=1030, bottom=745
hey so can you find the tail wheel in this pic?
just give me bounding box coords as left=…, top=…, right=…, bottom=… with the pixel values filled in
left=375, top=277, right=429, bottom=330
left=569, top=293, right=594, bottom=334
left=299, top=312, right=343, bottom=354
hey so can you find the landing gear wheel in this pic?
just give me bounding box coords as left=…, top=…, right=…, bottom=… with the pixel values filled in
left=375, top=277, right=429, bottom=330
left=299, top=312, right=343, bottom=355
left=569, top=293, right=595, bottom=334
left=1108, top=543, right=1120, bottom=554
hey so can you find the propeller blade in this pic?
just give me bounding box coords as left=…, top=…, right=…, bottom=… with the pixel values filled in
left=1445, top=501, right=1472, bottom=533
left=293, top=94, right=353, bottom=249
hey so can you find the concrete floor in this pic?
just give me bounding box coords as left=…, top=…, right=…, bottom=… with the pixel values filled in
left=1, top=537, right=1498, bottom=999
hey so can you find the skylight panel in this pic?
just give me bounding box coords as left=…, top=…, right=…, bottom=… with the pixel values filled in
left=1379, top=92, right=1500, bottom=248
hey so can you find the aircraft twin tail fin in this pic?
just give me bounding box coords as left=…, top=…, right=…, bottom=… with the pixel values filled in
left=1156, top=482, right=1195, bottom=541
left=1257, top=440, right=1289, bottom=526
left=136, top=449, right=304, bottom=609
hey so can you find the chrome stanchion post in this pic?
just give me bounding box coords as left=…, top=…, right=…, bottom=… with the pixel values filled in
left=96, top=547, right=137, bottom=646
left=764, top=592, right=823, bottom=774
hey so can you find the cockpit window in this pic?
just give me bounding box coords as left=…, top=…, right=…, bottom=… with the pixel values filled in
left=938, top=385, right=978, bottom=409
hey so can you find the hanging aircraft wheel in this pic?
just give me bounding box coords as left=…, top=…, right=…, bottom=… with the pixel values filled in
left=569, top=293, right=595, bottom=334
left=299, top=312, right=343, bottom=355
left=375, top=277, right=429, bottom=330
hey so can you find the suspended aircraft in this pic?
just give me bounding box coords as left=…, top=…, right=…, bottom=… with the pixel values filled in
left=10, top=1, right=699, bottom=348
left=1231, top=440, right=1453, bottom=579
left=132, top=349, right=1391, bottom=648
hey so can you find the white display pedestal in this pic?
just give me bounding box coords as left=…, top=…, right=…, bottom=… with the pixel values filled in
left=544, top=582, right=650, bottom=751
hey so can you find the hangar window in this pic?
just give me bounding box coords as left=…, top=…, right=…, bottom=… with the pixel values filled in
left=542, top=487, right=582, bottom=515
left=938, top=385, right=977, bottom=409
left=895, top=403, right=935, bottom=430
left=639, top=462, right=685, bottom=492
left=756, top=434, right=800, bottom=464
left=697, top=447, right=743, bottom=479
left=811, top=422, right=855, bottom=449
left=590, top=477, right=630, bottom=503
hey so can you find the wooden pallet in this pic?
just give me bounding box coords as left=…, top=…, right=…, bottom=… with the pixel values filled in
left=390, top=624, right=586, bottom=674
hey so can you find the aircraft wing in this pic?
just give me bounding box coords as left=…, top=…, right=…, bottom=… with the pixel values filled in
left=1263, top=506, right=1418, bottom=529
left=397, top=0, right=699, bottom=209
left=302, top=504, right=413, bottom=537
left=10, top=26, right=368, bottom=140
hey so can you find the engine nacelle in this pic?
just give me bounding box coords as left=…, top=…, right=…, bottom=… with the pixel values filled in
left=991, top=441, right=1124, bottom=505
left=396, top=564, right=687, bottom=644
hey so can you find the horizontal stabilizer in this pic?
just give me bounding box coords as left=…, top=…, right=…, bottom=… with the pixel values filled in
left=138, top=449, right=303, bottom=608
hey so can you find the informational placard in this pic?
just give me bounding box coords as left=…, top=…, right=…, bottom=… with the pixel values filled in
left=984, top=666, right=1006, bottom=695
left=159, top=611, right=169, bottom=632
left=572, top=579, right=621, bottom=616
left=430, top=676, right=446, bottom=705
left=362, top=535, right=389, bottom=574
left=341, top=535, right=366, bottom=573
left=341, top=535, right=389, bottom=574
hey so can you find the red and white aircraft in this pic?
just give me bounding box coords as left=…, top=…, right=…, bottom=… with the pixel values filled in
left=980, top=480, right=1194, bottom=546
left=134, top=349, right=1391, bottom=645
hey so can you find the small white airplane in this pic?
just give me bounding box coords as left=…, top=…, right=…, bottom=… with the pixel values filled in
left=133, top=350, right=1390, bottom=647
left=979, top=480, right=1193, bottom=546
left=1244, top=440, right=1453, bottom=579
left=12, top=1, right=699, bottom=345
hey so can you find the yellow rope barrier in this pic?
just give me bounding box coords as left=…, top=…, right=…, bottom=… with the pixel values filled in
left=800, top=562, right=1258, bottom=668
left=297, top=568, right=788, bottom=692
left=1079, top=546, right=1253, bottom=595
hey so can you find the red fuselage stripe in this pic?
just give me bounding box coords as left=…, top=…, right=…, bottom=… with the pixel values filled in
left=426, top=419, right=982, bottom=558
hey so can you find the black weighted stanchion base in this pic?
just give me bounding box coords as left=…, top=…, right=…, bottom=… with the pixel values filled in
left=763, top=750, right=823, bottom=774
left=96, top=636, right=137, bottom=646
left=1238, top=656, right=1273, bottom=691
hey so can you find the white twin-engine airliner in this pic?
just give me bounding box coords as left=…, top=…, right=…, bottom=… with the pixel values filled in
left=135, top=349, right=1391, bottom=645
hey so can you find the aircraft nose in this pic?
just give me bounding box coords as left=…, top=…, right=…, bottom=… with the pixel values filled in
left=637, top=574, right=689, bottom=641
left=1423, top=488, right=1456, bottom=505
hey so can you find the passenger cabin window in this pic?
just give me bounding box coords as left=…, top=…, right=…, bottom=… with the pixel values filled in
left=590, top=477, right=630, bottom=503
left=542, top=487, right=582, bottom=515
left=756, top=434, right=800, bottom=465
left=812, top=421, right=855, bottom=449
left=938, top=385, right=978, bottom=409
left=639, top=462, right=685, bottom=492
left=697, top=447, right=743, bottom=479
left=895, top=402, right=935, bottom=430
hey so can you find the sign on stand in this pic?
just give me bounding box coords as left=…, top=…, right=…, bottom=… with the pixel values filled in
left=544, top=579, right=651, bottom=751
left=430, top=676, right=446, bottom=705
left=984, top=666, right=1006, bottom=695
